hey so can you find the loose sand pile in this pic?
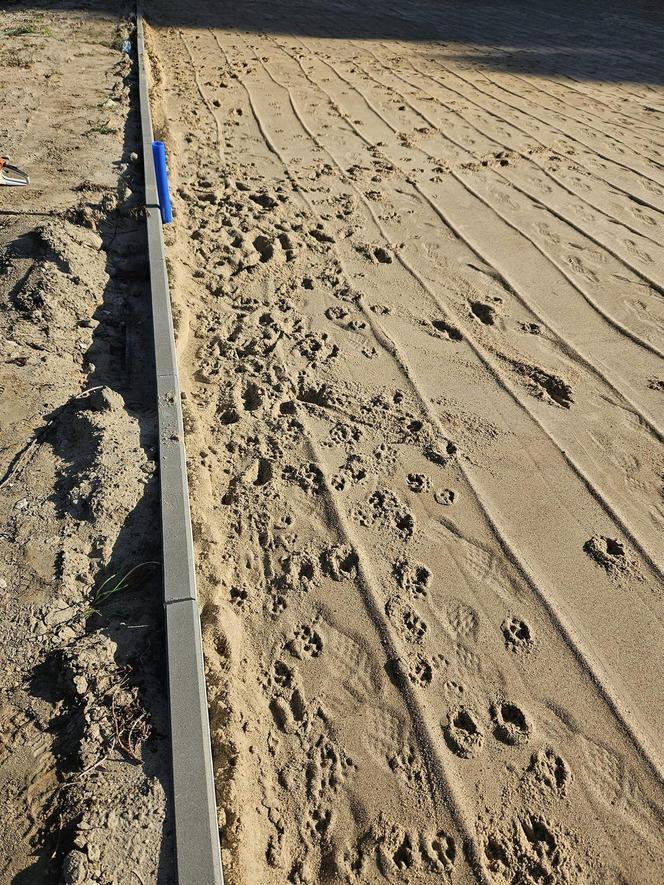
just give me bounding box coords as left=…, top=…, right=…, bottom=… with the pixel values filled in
left=146, top=0, right=664, bottom=881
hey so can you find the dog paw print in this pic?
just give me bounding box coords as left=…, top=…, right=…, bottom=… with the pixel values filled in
left=527, top=747, right=570, bottom=795
left=501, top=616, right=533, bottom=653
left=403, top=608, right=427, bottom=643
left=491, top=701, right=530, bottom=746
left=229, top=584, right=249, bottom=608
left=409, top=656, right=433, bottom=686
left=443, top=706, right=484, bottom=758
left=288, top=624, right=323, bottom=659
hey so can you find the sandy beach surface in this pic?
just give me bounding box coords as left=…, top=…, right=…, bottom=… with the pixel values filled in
left=142, top=0, right=664, bottom=882
left=1, top=0, right=663, bottom=882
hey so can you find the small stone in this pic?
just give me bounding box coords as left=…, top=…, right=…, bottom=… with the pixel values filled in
left=58, top=625, right=77, bottom=644
left=61, top=849, right=88, bottom=885
left=73, top=675, right=88, bottom=695
left=44, top=605, right=76, bottom=627
left=85, top=387, right=123, bottom=412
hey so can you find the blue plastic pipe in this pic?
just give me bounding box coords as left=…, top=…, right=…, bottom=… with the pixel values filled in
left=152, top=140, right=172, bottom=224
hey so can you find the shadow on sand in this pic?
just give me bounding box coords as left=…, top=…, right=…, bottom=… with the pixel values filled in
left=5, top=0, right=664, bottom=86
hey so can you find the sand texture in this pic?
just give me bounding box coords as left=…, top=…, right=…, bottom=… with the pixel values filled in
left=2, top=0, right=659, bottom=880
left=144, top=0, right=664, bottom=881
left=145, top=0, right=664, bottom=880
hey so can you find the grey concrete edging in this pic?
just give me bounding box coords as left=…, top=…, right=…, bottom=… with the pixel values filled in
left=136, top=10, right=224, bottom=884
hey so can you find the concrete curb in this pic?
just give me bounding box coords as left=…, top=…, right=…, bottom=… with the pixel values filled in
left=136, top=10, right=224, bottom=884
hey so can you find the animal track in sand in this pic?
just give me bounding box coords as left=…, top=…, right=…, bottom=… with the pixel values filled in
left=354, top=488, right=415, bottom=539
left=406, top=472, right=431, bottom=493
left=513, top=362, right=574, bottom=408
left=319, top=544, right=358, bottom=581
left=434, top=487, right=458, bottom=505
left=425, top=438, right=457, bottom=467
left=373, top=246, right=393, bottom=264
left=484, top=815, right=572, bottom=881
left=218, top=406, right=241, bottom=425
left=443, top=706, right=485, bottom=758
left=431, top=319, right=463, bottom=341
left=421, top=830, right=457, bottom=872
left=342, top=816, right=456, bottom=877
left=326, top=421, right=362, bottom=448
left=491, top=701, right=531, bottom=746
left=393, top=557, right=431, bottom=598
left=470, top=300, right=498, bottom=325
left=229, top=584, right=249, bottom=609
left=306, top=735, right=357, bottom=799
left=527, top=747, right=570, bottom=796
left=331, top=453, right=369, bottom=491
left=502, top=616, right=534, bottom=653
left=288, top=624, right=323, bottom=659
left=447, top=602, right=479, bottom=642
left=402, top=607, right=428, bottom=643
left=325, top=304, right=351, bottom=323
left=372, top=817, right=457, bottom=877
left=583, top=535, right=630, bottom=574
left=296, top=330, right=339, bottom=365
left=282, top=461, right=324, bottom=495
left=269, top=691, right=306, bottom=734
left=444, top=680, right=465, bottom=699
left=409, top=655, right=433, bottom=687
left=388, top=744, right=426, bottom=788
left=272, top=659, right=294, bottom=690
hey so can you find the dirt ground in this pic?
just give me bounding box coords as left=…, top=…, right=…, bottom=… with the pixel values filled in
left=0, top=3, right=173, bottom=883
left=143, top=0, right=664, bottom=882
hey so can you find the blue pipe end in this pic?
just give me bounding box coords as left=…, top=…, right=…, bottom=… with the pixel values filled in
left=152, top=140, right=172, bottom=224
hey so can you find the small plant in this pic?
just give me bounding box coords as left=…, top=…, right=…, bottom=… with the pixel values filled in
left=4, top=24, right=53, bottom=37
left=84, top=119, right=117, bottom=136
left=5, top=25, right=37, bottom=36
left=84, top=561, right=159, bottom=617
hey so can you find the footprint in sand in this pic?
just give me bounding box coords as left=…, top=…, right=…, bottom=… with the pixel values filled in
left=430, top=319, right=462, bottom=341
left=288, top=623, right=323, bottom=659
left=527, top=747, right=570, bottom=796
left=443, top=706, right=485, bottom=758
left=392, top=558, right=431, bottom=597
left=491, top=701, right=531, bottom=746
left=434, top=487, right=458, bottom=505
left=447, top=602, right=479, bottom=642
left=470, top=300, right=498, bottom=325
left=409, top=655, right=433, bottom=687
left=402, top=606, right=428, bottom=643
left=319, top=544, right=358, bottom=581
left=484, top=815, right=570, bottom=881
left=583, top=535, right=630, bottom=575
left=502, top=616, right=534, bottom=653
